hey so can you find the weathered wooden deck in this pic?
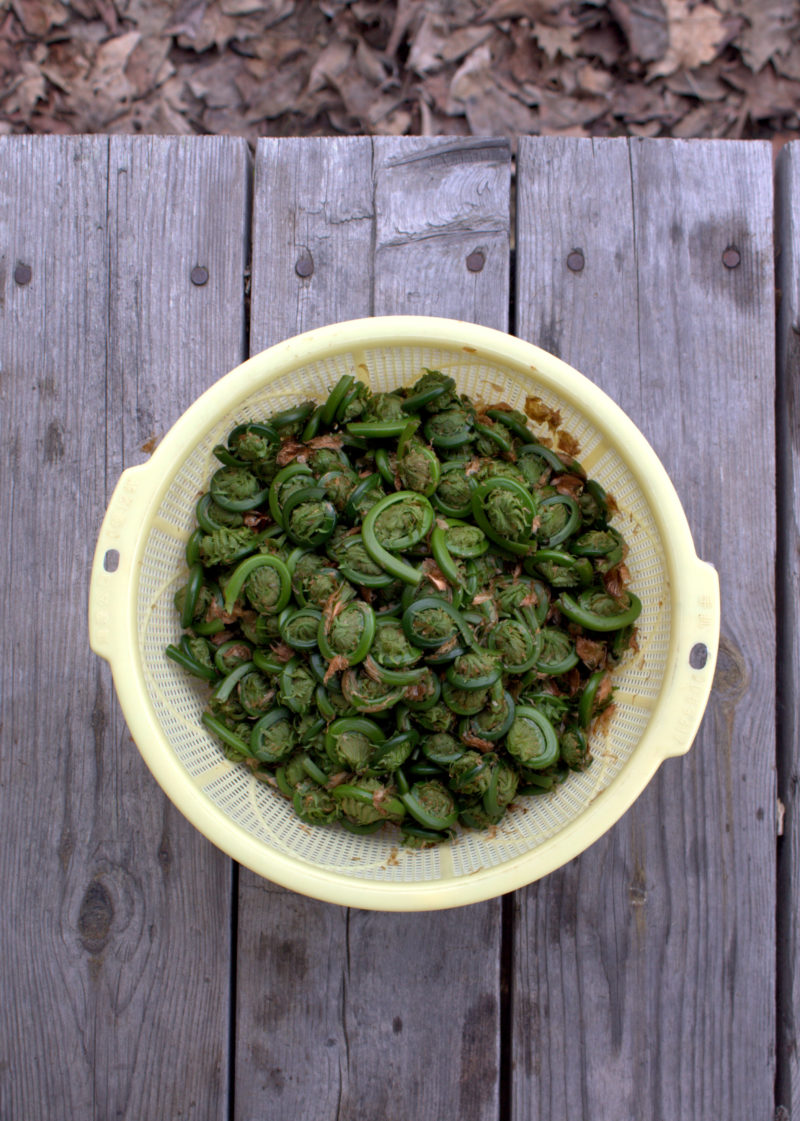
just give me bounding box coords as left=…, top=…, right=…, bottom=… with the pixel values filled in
left=0, top=133, right=796, bottom=1120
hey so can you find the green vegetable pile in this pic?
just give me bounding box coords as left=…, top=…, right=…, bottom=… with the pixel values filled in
left=167, top=369, right=641, bottom=847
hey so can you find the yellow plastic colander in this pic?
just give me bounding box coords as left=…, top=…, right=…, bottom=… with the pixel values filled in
left=89, top=316, right=719, bottom=911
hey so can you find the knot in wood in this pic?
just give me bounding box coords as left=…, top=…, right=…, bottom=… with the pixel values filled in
left=466, top=250, right=485, bottom=273
left=78, top=878, right=114, bottom=952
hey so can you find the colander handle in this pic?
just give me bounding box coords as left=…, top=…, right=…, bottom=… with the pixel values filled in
left=89, top=463, right=155, bottom=662
left=656, top=556, right=720, bottom=759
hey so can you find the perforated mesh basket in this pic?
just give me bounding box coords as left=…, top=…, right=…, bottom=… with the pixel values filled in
left=89, top=317, right=719, bottom=910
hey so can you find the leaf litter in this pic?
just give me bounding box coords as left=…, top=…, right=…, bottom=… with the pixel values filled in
left=0, top=0, right=797, bottom=144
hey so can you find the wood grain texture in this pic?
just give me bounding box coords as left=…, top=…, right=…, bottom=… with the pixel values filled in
left=0, top=132, right=110, bottom=1121
left=249, top=136, right=374, bottom=351
left=101, top=135, right=251, bottom=1121
left=776, top=140, right=800, bottom=1119
left=107, top=136, right=251, bottom=457
left=513, top=137, right=776, bottom=1121
left=373, top=136, right=510, bottom=326
left=0, top=135, right=250, bottom=1121
left=235, top=135, right=510, bottom=1121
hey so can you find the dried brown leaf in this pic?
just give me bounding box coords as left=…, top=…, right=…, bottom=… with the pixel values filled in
left=647, top=0, right=728, bottom=80
left=627, top=120, right=664, bottom=137
left=407, top=11, right=449, bottom=75
left=66, top=0, right=118, bottom=30
left=61, top=30, right=141, bottom=126
left=440, top=24, right=495, bottom=65
left=237, top=62, right=306, bottom=122
left=609, top=0, right=668, bottom=64
left=163, top=0, right=209, bottom=39
left=533, top=22, right=579, bottom=62
left=1, top=59, right=46, bottom=119
left=323, top=654, right=350, bottom=683
left=576, top=63, right=614, bottom=96
left=68, top=0, right=98, bottom=19
left=118, top=0, right=178, bottom=37
left=384, top=0, right=424, bottom=59
left=611, top=83, right=687, bottom=126
left=125, top=35, right=174, bottom=98
left=448, top=44, right=539, bottom=135
left=420, top=558, right=449, bottom=591
left=525, top=395, right=561, bottom=428
left=107, top=92, right=195, bottom=135
left=740, top=64, right=800, bottom=119
left=410, top=13, right=496, bottom=75
left=506, top=21, right=543, bottom=84
left=669, top=100, right=737, bottom=137
left=333, top=68, right=384, bottom=124
left=773, top=41, right=800, bottom=81
left=175, top=4, right=240, bottom=51
left=596, top=673, right=614, bottom=706
left=737, top=0, right=799, bottom=74
left=537, top=88, right=606, bottom=129
left=461, top=730, right=495, bottom=753
left=306, top=40, right=353, bottom=94
left=11, top=0, right=69, bottom=38
left=372, top=106, right=412, bottom=134
left=665, top=61, right=731, bottom=101
left=554, top=473, right=584, bottom=497
left=186, top=56, right=242, bottom=109
left=220, top=0, right=292, bottom=18
left=355, top=38, right=388, bottom=85
left=555, top=429, right=580, bottom=457
left=576, top=636, right=607, bottom=670
left=478, top=0, right=566, bottom=22
left=575, top=24, right=624, bottom=67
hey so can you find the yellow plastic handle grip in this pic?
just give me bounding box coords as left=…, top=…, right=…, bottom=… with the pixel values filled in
left=89, top=463, right=154, bottom=662
left=656, top=556, right=720, bottom=759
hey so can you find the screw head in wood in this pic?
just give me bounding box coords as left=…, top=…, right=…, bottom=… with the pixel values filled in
left=722, top=247, right=740, bottom=269
left=466, top=250, right=485, bottom=273
left=14, top=262, right=32, bottom=286
left=566, top=250, right=585, bottom=273
left=295, top=250, right=314, bottom=278
left=190, top=265, right=209, bottom=286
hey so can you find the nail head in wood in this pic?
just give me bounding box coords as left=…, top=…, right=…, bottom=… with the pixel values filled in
left=722, top=247, right=740, bottom=270
left=14, top=262, right=32, bottom=286
left=466, top=250, right=485, bottom=273
left=566, top=250, right=585, bottom=273
left=190, top=265, right=209, bottom=286
left=295, top=250, right=314, bottom=278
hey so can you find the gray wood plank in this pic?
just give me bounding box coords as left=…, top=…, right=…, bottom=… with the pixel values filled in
left=0, top=133, right=110, bottom=1121
left=102, top=134, right=251, bottom=1121
left=239, top=136, right=372, bottom=1121
left=0, top=135, right=249, bottom=1120
left=513, top=137, right=775, bottom=1121
left=236, top=135, right=510, bottom=1121
left=776, top=139, right=800, bottom=1119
